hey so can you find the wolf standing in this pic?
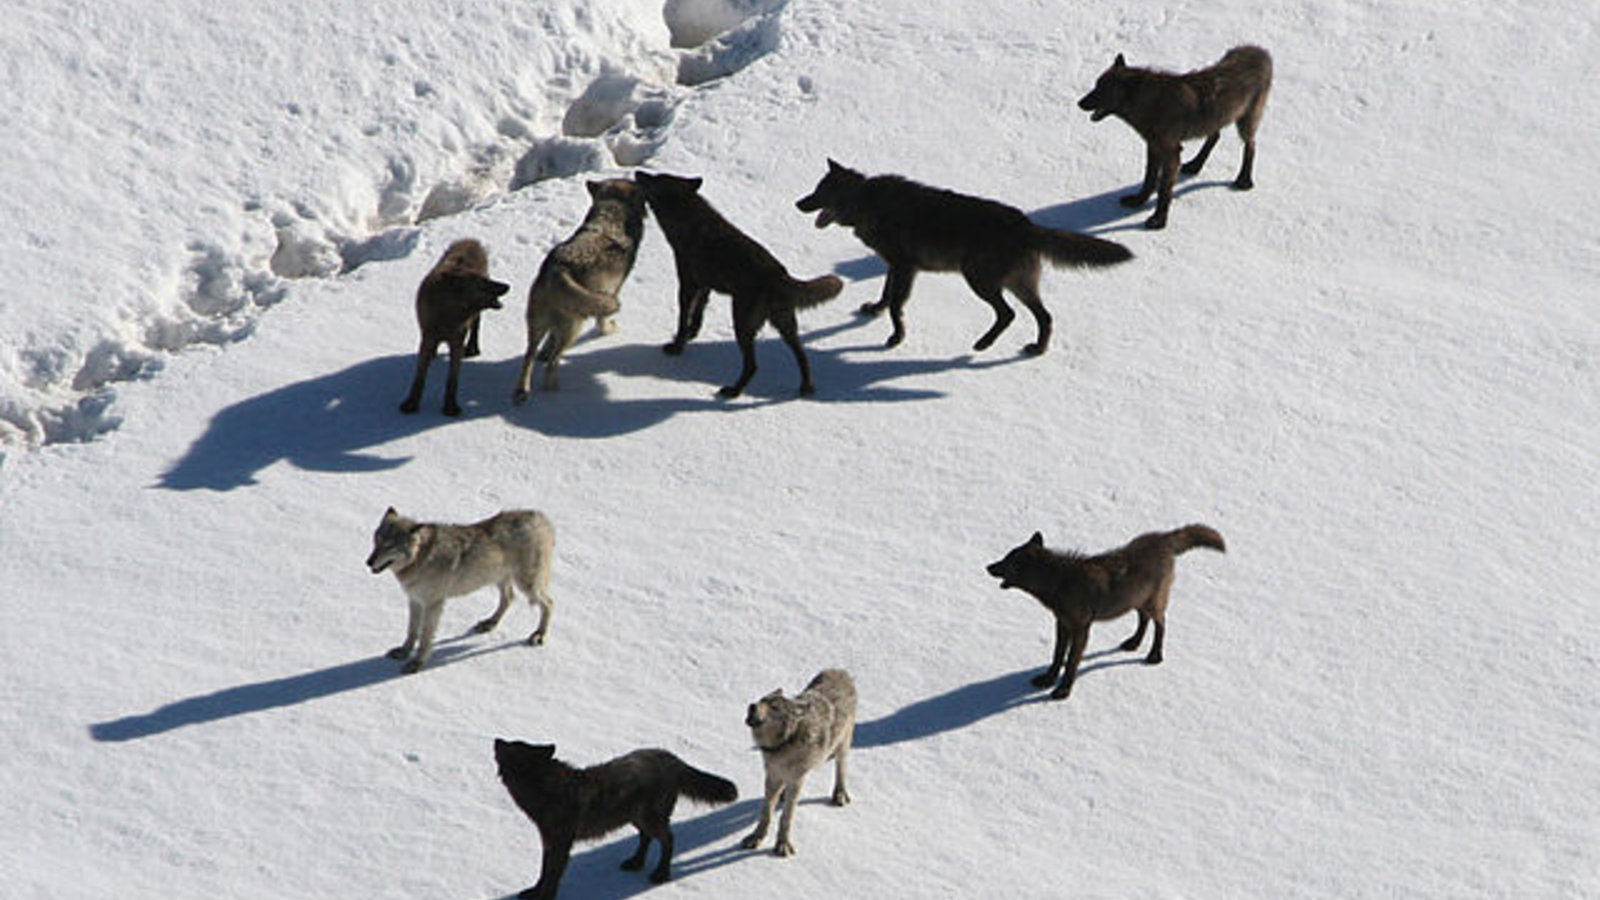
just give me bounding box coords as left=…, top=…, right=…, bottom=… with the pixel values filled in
left=741, top=668, right=857, bottom=856
left=399, top=238, right=510, bottom=416
left=987, top=525, right=1225, bottom=699
left=795, top=160, right=1131, bottom=353
left=635, top=171, right=844, bottom=398
left=366, top=507, right=555, bottom=673
left=1078, top=45, right=1273, bottom=230
left=513, top=179, right=648, bottom=402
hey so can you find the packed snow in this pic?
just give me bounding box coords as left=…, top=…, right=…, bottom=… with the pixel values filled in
left=2, top=0, right=1597, bottom=898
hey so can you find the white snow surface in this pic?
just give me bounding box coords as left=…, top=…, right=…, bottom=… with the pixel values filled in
left=3, top=0, right=1597, bottom=897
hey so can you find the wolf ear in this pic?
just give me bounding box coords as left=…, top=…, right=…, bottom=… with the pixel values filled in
left=1028, top=531, right=1044, bottom=548
left=686, top=176, right=704, bottom=192
left=586, top=180, right=602, bottom=197
left=383, top=507, right=399, bottom=520
left=827, top=158, right=843, bottom=173
left=1113, top=53, right=1126, bottom=69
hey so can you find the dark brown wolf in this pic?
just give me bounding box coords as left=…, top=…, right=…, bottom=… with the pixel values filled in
left=986, top=525, right=1226, bottom=699
left=635, top=171, right=843, bottom=398
left=494, top=738, right=738, bottom=899
left=398, top=238, right=510, bottom=416
left=1078, top=45, right=1272, bottom=230
left=795, top=160, right=1132, bottom=354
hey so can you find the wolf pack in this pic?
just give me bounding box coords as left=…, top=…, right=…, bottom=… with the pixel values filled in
left=368, top=44, right=1268, bottom=899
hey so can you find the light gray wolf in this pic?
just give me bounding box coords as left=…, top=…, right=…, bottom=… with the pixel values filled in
left=494, top=738, right=737, bottom=899
left=365, top=507, right=554, bottom=673
left=399, top=238, right=510, bottom=416
left=741, top=668, right=857, bottom=856
left=513, top=179, right=648, bottom=402
left=987, top=525, right=1225, bottom=699
left=635, top=171, right=844, bottom=398
left=1077, top=45, right=1273, bottom=230
left=796, top=160, right=1133, bottom=354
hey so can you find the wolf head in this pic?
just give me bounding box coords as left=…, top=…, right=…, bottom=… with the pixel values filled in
left=494, top=738, right=558, bottom=772
left=745, top=689, right=797, bottom=749
left=494, top=739, right=567, bottom=821
left=366, top=507, right=426, bottom=575
left=795, top=159, right=866, bottom=229
left=1077, top=54, right=1131, bottom=122
left=635, top=171, right=703, bottom=201
left=986, top=532, right=1049, bottom=590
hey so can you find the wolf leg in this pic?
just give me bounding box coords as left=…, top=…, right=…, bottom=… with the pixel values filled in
left=463, top=315, right=483, bottom=358
left=872, top=265, right=917, bottom=347
left=772, top=308, right=815, bottom=396
left=474, top=579, right=515, bottom=633
left=1145, top=144, right=1181, bottom=230
left=772, top=777, right=805, bottom=856
left=388, top=600, right=422, bottom=661
left=1050, top=623, right=1091, bottom=700
left=1121, top=609, right=1150, bottom=652
left=540, top=319, right=585, bottom=391
left=620, top=831, right=651, bottom=871
left=399, top=341, right=437, bottom=413
left=741, top=774, right=783, bottom=849
left=523, top=835, right=572, bottom=900
left=1182, top=133, right=1221, bottom=175
left=1233, top=139, right=1257, bottom=191
left=441, top=337, right=466, bottom=416
left=645, top=819, right=675, bottom=883
left=525, top=587, right=553, bottom=646
left=664, top=283, right=710, bottom=354
left=404, top=602, right=446, bottom=673
left=513, top=320, right=549, bottom=404
left=962, top=263, right=1016, bottom=352
left=718, top=303, right=762, bottom=398
left=1121, top=146, right=1158, bottom=208
left=1032, top=618, right=1070, bottom=687
left=830, top=740, right=852, bottom=806
left=1007, top=274, right=1052, bottom=356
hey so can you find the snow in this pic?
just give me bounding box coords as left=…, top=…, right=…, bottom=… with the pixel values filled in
left=2, top=0, right=1597, bottom=898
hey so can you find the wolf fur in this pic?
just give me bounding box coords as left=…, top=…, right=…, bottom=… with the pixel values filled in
left=399, top=238, right=511, bottom=416
left=795, top=160, right=1131, bottom=354
left=365, top=507, right=554, bottom=673
left=635, top=171, right=844, bottom=398
left=986, top=525, right=1226, bottom=700
left=513, top=179, right=648, bottom=402
left=494, top=738, right=738, bottom=899
left=1078, top=45, right=1273, bottom=230
left=740, top=668, right=857, bottom=856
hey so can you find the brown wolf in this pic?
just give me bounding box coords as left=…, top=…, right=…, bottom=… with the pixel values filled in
left=494, top=739, right=738, bottom=899
left=795, top=160, right=1132, bottom=353
left=986, top=525, right=1225, bottom=699
left=635, top=171, right=844, bottom=398
left=513, top=179, right=648, bottom=402
left=399, top=238, right=510, bottom=416
left=1078, top=45, right=1272, bottom=230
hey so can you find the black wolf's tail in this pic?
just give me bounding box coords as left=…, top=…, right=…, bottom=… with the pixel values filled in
left=1169, top=524, right=1226, bottom=555
left=1031, top=226, right=1134, bottom=268
left=678, top=764, right=738, bottom=805
left=779, top=274, right=846, bottom=310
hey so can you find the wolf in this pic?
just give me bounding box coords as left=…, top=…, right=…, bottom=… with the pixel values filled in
left=494, top=738, right=738, bottom=899
left=513, top=179, right=648, bottom=403
left=795, top=160, right=1132, bottom=354
left=986, top=525, right=1226, bottom=700
left=635, top=171, right=844, bottom=398
left=740, top=668, right=856, bottom=857
left=365, top=507, right=554, bottom=673
left=1077, top=45, right=1273, bottom=230
left=399, top=238, right=511, bottom=416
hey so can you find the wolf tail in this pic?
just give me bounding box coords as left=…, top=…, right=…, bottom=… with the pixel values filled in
left=1169, top=524, right=1226, bottom=555
left=779, top=274, right=846, bottom=310
left=1031, top=226, right=1134, bottom=268
left=546, top=268, right=622, bottom=318
left=678, top=764, right=738, bottom=806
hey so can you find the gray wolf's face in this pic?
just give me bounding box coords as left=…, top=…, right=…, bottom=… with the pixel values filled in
left=746, top=690, right=790, bottom=745
left=986, top=532, right=1046, bottom=589
left=795, top=159, right=863, bottom=229
left=366, top=509, right=419, bottom=574
left=1077, top=55, right=1129, bottom=121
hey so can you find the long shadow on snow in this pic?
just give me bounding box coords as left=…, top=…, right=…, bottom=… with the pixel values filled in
left=88, top=635, right=518, bottom=742
left=486, top=799, right=760, bottom=900
left=852, top=667, right=1049, bottom=749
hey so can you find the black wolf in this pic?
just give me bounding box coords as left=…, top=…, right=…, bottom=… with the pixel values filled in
left=494, top=738, right=738, bottom=899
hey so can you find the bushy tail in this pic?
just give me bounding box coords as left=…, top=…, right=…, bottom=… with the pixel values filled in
left=1031, top=226, right=1134, bottom=268
left=547, top=268, right=622, bottom=318
left=780, top=274, right=846, bottom=310
left=678, top=764, right=738, bottom=805
left=1169, top=524, right=1226, bottom=555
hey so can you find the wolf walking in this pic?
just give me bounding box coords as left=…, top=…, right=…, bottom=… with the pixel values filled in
left=513, top=179, right=648, bottom=402
left=796, top=160, right=1131, bottom=353
left=399, top=238, right=510, bottom=416
left=494, top=739, right=737, bottom=899
left=741, top=668, right=857, bottom=856
left=1078, top=45, right=1273, bottom=229
left=987, top=525, right=1225, bottom=699
left=366, top=507, right=555, bottom=673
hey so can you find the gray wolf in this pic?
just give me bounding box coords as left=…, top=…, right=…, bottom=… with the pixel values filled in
left=1077, top=45, right=1272, bottom=230
left=513, top=179, right=648, bottom=402
left=986, top=525, right=1225, bottom=699
left=399, top=238, right=510, bottom=416
left=635, top=171, right=844, bottom=398
left=795, top=160, right=1132, bottom=353
left=365, top=507, right=554, bottom=673
left=741, top=668, right=856, bottom=856
left=494, top=738, right=737, bottom=899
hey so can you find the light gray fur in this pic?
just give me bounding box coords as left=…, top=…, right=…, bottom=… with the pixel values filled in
left=365, top=507, right=555, bottom=673
left=740, top=668, right=857, bottom=856
left=513, top=178, right=647, bottom=401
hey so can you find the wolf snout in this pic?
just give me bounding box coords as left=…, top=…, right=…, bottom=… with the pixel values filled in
left=366, top=555, right=389, bottom=574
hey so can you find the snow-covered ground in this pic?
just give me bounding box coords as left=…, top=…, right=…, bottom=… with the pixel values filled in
left=3, top=0, right=1597, bottom=898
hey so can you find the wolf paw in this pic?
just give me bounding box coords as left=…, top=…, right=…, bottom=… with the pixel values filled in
left=1142, top=215, right=1167, bottom=231
left=857, top=301, right=884, bottom=318
left=527, top=631, right=547, bottom=647
left=740, top=833, right=764, bottom=850
left=662, top=341, right=686, bottom=356
left=717, top=384, right=744, bottom=399
left=386, top=646, right=412, bottom=660
left=1030, top=671, right=1057, bottom=688
left=1232, top=177, right=1254, bottom=191
left=775, top=840, right=795, bottom=857
left=1022, top=342, right=1047, bottom=356
left=472, top=618, right=499, bottom=634
left=402, top=659, right=425, bottom=675
left=1048, top=684, right=1073, bottom=700
left=1119, top=193, right=1148, bottom=208
left=831, top=788, right=851, bottom=806
left=512, top=388, right=530, bottom=405
left=398, top=398, right=420, bottom=414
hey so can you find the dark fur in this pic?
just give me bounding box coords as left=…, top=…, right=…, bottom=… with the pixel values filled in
left=1078, top=45, right=1273, bottom=230
left=635, top=171, right=844, bottom=398
left=795, top=160, right=1131, bottom=354
left=399, top=238, right=510, bottom=416
left=986, top=525, right=1225, bottom=699
left=494, top=739, right=737, bottom=899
